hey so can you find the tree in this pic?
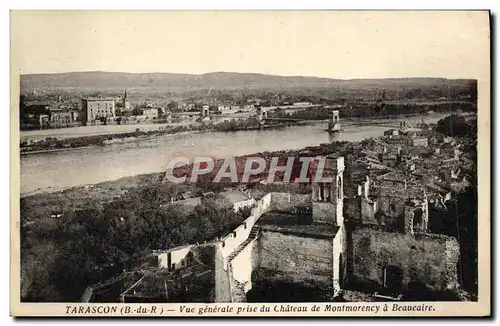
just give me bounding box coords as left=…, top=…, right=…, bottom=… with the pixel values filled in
left=436, top=114, right=474, bottom=137
left=167, top=101, right=179, bottom=111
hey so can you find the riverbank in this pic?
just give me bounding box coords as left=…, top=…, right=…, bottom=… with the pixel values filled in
left=20, top=129, right=206, bottom=156
left=19, top=118, right=324, bottom=155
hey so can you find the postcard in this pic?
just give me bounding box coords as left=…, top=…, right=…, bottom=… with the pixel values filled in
left=10, top=10, right=490, bottom=317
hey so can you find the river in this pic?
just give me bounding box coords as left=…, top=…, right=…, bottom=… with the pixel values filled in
left=20, top=113, right=448, bottom=195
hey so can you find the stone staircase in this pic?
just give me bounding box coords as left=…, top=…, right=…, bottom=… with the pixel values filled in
left=227, top=226, right=260, bottom=264
left=226, top=226, right=260, bottom=303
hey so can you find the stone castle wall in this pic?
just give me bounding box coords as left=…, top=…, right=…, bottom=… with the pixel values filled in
left=214, top=246, right=232, bottom=302
left=350, top=226, right=460, bottom=292
left=216, top=193, right=272, bottom=263
left=214, top=192, right=310, bottom=302
left=231, top=239, right=259, bottom=292
left=268, top=193, right=311, bottom=211
left=254, top=230, right=334, bottom=291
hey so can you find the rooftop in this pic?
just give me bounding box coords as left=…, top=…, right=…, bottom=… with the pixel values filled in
left=121, top=264, right=214, bottom=302
left=219, top=190, right=251, bottom=204
left=257, top=211, right=340, bottom=238
left=83, top=97, right=117, bottom=101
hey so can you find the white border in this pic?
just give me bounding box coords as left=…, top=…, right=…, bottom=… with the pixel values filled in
left=2, top=1, right=497, bottom=325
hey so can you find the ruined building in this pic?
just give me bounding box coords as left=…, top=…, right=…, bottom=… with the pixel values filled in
left=242, top=155, right=346, bottom=301
left=83, top=155, right=461, bottom=303
left=345, top=174, right=460, bottom=297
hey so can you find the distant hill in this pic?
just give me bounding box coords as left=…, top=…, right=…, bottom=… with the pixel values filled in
left=19, top=71, right=474, bottom=90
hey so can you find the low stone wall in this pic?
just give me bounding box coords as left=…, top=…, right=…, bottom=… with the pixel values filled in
left=233, top=198, right=256, bottom=213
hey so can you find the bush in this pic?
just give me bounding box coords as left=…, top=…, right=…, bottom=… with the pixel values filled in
left=20, top=181, right=249, bottom=302
left=436, top=114, right=475, bottom=137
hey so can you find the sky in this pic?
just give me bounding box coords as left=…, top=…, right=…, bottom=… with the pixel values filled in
left=11, top=10, right=490, bottom=79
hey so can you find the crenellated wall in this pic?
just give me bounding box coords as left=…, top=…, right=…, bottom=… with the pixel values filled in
left=157, top=192, right=329, bottom=302
left=216, top=193, right=272, bottom=263
left=216, top=193, right=310, bottom=264
left=213, top=192, right=310, bottom=302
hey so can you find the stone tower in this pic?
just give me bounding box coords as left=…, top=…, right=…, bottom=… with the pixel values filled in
left=201, top=105, right=210, bottom=117
left=328, top=110, right=341, bottom=132
left=312, top=156, right=344, bottom=226
left=256, top=107, right=267, bottom=124
left=404, top=197, right=429, bottom=235
left=122, top=89, right=130, bottom=111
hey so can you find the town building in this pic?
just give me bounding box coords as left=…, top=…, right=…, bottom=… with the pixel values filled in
left=49, top=110, right=74, bottom=128
left=345, top=173, right=459, bottom=297
left=115, top=90, right=132, bottom=114
left=81, top=98, right=116, bottom=125
left=21, top=102, right=51, bottom=129
left=142, top=108, right=159, bottom=119
left=409, top=137, right=429, bottom=147
left=293, top=102, right=312, bottom=107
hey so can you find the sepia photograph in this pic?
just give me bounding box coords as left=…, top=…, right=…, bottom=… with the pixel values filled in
left=10, top=10, right=490, bottom=317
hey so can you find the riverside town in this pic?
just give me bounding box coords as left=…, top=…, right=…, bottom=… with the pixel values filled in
left=13, top=10, right=489, bottom=318
left=165, top=156, right=335, bottom=184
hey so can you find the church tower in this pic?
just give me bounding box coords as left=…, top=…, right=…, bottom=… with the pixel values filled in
left=122, top=89, right=130, bottom=111
left=312, top=155, right=344, bottom=226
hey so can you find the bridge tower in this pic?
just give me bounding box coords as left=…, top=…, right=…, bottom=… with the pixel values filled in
left=200, top=105, right=211, bottom=121
left=328, top=110, right=340, bottom=132
left=256, top=107, right=267, bottom=125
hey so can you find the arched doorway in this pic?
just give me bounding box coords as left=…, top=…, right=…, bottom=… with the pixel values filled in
left=382, top=265, right=404, bottom=295
left=413, top=208, right=423, bottom=230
